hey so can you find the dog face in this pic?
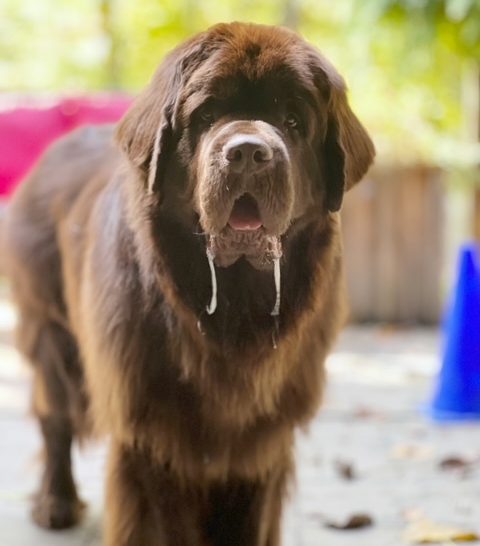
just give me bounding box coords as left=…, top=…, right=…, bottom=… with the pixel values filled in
left=117, top=23, right=374, bottom=269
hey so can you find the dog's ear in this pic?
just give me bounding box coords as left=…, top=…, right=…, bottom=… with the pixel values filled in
left=116, top=33, right=218, bottom=194
left=309, top=51, right=375, bottom=212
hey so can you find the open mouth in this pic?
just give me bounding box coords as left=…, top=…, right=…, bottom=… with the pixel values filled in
left=228, top=193, right=263, bottom=231
left=205, top=193, right=282, bottom=269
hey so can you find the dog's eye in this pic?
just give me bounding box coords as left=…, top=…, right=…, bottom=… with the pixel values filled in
left=285, top=113, right=300, bottom=130
left=200, top=109, right=215, bottom=124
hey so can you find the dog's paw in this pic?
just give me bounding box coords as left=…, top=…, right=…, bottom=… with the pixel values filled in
left=31, top=493, right=86, bottom=530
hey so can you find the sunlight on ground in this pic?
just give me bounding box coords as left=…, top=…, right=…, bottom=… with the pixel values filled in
left=0, top=299, right=28, bottom=413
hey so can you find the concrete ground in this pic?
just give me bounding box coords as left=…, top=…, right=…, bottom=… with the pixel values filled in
left=1, top=288, right=480, bottom=545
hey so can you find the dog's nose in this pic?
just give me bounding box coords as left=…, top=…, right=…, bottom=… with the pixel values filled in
left=224, top=135, right=273, bottom=174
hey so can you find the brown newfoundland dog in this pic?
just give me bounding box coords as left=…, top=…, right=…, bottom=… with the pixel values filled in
left=3, top=22, right=374, bottom=546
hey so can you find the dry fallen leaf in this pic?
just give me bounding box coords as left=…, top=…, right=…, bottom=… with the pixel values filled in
left=439, top=456, right=471, bottom=471
left=404, top=518, right=479, bottom=544
left=325, top=513, right=374, bottom=530
left=334, top=459, right=356, bottom=481
left=352, top=406, right=385, bottom=421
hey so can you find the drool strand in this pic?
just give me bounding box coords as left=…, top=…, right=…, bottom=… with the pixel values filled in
left=272, top=313, right=280, bottom=349
left=271, top=256, right=281, bottom=316
left=206, top=247, right=218, bottom=315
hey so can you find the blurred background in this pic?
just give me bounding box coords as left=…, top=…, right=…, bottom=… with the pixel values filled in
left=1, top=0, right=480, bottom=322
left=1, top=2, right=480, bottom=545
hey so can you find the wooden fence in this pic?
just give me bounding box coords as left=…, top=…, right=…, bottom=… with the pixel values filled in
left=341, top=165, right=444, bottom=324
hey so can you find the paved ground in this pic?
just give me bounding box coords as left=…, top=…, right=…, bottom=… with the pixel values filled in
left=1, top=288, right=480, bottom=545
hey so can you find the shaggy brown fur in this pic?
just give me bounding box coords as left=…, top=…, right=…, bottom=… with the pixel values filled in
left=3, top=23, right=374, bottom=546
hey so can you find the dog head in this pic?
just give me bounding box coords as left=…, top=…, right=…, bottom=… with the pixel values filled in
left=116, top=23, right=375, bottom=269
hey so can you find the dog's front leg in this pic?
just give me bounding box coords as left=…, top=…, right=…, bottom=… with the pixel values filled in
left=104, top=441, right=206, bottom=546
left=205, top=464, right=291, bottom=546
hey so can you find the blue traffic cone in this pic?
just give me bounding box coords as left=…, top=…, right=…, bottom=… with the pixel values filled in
left=428, top=243, right=480, bottom=421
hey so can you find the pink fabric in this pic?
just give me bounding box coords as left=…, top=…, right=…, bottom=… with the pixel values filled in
left=0, top=96, right=131, bottom=198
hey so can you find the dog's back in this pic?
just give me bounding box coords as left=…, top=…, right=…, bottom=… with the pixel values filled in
left=2, top=124, right=118, bottom=528
left=4, top=124, right=117, bottom=317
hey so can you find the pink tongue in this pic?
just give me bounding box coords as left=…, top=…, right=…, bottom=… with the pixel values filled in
left=228, top=194, right=263, bottom=231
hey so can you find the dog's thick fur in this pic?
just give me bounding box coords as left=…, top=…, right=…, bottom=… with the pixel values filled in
left=3, top=23, right=374, bottom=545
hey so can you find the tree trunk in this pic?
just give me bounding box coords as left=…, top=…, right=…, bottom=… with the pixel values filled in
left=282, top=0, right=301, bottom=30
left=474, top=189, right=480, bottom=241
left=100, top=0, right=120, bottom=90
left=474, top=67, right=480, bottom=241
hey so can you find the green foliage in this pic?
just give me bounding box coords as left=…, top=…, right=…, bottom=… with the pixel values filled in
left=113, top=0, right=285, bottom=88
left=1, top=0, right=479, bottom=167
left=301, top=0, right=480, bottom=165
left=0, top=0, right=109, bottom=90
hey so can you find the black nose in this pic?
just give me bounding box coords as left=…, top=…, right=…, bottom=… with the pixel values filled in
left=224, top=135, right=273, bottom=174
